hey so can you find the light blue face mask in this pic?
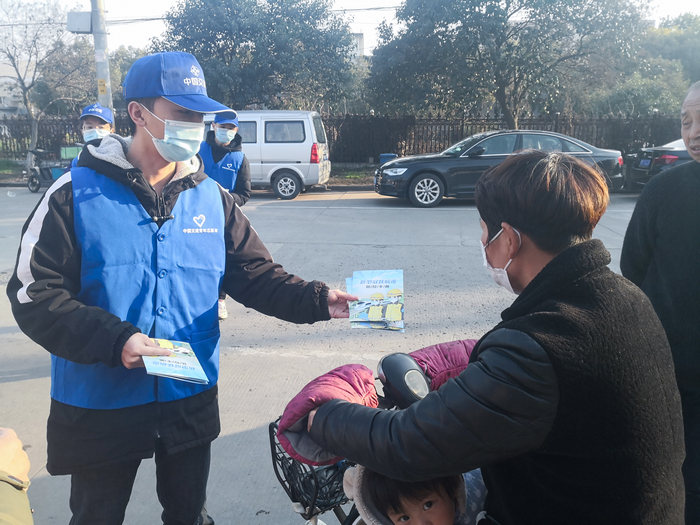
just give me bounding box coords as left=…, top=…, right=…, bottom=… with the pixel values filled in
left=82, top=128, right=110, bottom=142
left=141, top=104, right=205, bottom=163
left=215, top=127, right=237, bottom=144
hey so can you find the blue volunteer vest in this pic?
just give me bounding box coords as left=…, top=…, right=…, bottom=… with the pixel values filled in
left=50, top=167, right=226, bottom=409
left=199, top=141, right=243, bottom=191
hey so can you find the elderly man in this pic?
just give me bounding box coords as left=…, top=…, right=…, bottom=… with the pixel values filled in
left=621, top=80, right=700, bottom=522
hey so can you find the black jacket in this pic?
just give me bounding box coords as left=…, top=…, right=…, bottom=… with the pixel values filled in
left=7, top=135, right=330, bottom=474
left=310, top=240, right=685, bottom=524
left=205, top=130, right=252, bottom=206
left=621, top=160, right=700, bottom=388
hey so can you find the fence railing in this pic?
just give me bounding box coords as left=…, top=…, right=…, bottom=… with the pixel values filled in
left=0, top=113, right=681, bottom=163
left=0, top=114, right=132, bottom=162
left=321, top=114, right=682, bottom=163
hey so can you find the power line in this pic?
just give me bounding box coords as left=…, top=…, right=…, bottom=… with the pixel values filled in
left=0, top=7, right=402, bottom=29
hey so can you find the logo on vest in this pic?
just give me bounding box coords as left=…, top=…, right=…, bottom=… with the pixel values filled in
left=223, top=163, right=235, bottom=171
left=184, top=214, right=218, bottom=234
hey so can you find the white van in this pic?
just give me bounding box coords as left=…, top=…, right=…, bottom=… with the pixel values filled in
left=232, top=111, right=331, bottom=199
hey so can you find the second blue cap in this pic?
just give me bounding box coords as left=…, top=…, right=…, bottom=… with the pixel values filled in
left=80, top=103, right=113, bottom=124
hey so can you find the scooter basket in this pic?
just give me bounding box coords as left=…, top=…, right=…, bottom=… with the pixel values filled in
left=269, top=420, right=350, bottom=520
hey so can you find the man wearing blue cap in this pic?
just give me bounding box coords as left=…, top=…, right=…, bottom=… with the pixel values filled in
left=200, top=111, right=251, bottom=208
left=71, top=102, right=116, bottom=168
left=7, top=51, right=356, bottom=525
left=199, top=110, right=252, bottom=319
left=79, top=102, right=114, bottom=142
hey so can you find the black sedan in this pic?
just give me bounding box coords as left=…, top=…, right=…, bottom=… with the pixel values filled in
left=374, top=130, right=624, bottom=207
left=626, top=139, right=692, bottom=189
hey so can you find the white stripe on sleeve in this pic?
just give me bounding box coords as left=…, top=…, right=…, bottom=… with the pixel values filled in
left=16, top=172, right=73, bottom=304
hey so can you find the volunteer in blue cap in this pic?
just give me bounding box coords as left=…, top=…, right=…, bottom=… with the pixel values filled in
left=71, top=102, right=116, bottom=168
left=199, top=111, right=251, bottom=208
left=80, top=102, right=114, bottom=142
left=7, top=51, right=356, bottom=525
left=199, top=110, right=252, bottom=319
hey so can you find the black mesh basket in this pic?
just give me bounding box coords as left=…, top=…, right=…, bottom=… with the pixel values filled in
left=269, top=420, right=350, bottom=520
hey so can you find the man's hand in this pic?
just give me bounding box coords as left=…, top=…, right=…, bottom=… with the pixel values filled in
left=327, top=290, right=358, bottom=318
left=121, top=333, right=171, bottom=369
left=307, top=409, right=318, bottom=433
left=0, top=428, right=30, bottom=482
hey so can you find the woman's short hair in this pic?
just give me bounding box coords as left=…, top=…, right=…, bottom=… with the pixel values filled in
left=475, top=150, right=609, bottom=254
left=364, top=468, right=460, bottom=518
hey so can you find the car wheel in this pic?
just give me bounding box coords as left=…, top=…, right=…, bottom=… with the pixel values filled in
left=28, top=175, right=41, bottom=193
left=273, top=172, right=301, bottom=200
left=408, top=174, right=444, bottom=207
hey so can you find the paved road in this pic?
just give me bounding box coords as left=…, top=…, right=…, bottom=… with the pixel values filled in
left=0, top=188, right=640, bottom=524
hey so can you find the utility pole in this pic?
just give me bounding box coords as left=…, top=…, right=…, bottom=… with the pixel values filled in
left=91, top=0, right=113, bottom=110
left=67, top=2, right=114, bottom=110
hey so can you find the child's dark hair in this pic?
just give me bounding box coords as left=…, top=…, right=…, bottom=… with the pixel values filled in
left=364, top=468, right=460, bottom=518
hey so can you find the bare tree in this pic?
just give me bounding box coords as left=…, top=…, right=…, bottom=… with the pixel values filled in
left=0, top=0, right=94, bottom=167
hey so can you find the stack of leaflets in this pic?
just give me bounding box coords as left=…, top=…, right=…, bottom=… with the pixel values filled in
left=142, top=339, right=209, bottom=384
left=347, top=269, right=404, bottom=332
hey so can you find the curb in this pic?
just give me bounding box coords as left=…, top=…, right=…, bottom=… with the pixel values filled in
left=0, top=182, right=378, bottom=191
left=324, top=185, right=374, bottom=192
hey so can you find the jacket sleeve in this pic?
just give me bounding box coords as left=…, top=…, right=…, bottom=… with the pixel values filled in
left=230, top=156, right=251, bottom=206
left=6, top=176, right=139, bottom=367
left=620, top=177, right=672, bottom=286
left=218, top=187, right=330, bottom=324
left=0, top=471, right=33, bottom=525
left=309, top=328, right=559, bottom=481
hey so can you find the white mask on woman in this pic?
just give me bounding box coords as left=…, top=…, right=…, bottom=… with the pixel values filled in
left=480, top=227, right=521, bottom=295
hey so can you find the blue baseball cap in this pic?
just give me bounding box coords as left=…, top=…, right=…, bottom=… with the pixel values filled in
left=80, top=103, right=113, bottom=124
left=122, top=52, right=229, bottom=114
left=214, top=111, right=238, bottom=126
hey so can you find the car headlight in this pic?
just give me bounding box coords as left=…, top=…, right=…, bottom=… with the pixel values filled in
left=384, top=168, right=407, bottom=176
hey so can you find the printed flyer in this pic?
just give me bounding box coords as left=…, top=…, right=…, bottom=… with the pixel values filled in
left=347, top=269, right=404, bottom=332
left=142, top=339, right=209, bottom=384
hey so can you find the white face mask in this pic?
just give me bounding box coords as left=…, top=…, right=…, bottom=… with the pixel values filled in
left=140, top=104, right=205, bottom=163
left=480, top=227, right=522, bottom=295
left=82, top=128, right=110, bottom=142
left=215, top=127, right=237, bottom=144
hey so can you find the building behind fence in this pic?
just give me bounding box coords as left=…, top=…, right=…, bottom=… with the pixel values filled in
left=0, top=113, right=681, bottom=164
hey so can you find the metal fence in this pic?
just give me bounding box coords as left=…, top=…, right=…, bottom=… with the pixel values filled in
left=0, top=114, right=132, bottom=162
left=322, top=114, right=682, bottom=163
left=0, top=113, right=681, bottom=163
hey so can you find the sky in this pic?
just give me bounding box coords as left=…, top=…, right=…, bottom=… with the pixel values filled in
left=63, top=0, right=700, bottom=55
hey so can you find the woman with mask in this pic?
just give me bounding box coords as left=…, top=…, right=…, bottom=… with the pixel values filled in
left=304, top=150, right=686, bottom=525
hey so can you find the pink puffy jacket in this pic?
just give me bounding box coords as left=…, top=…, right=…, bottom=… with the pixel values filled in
left=278, top=338, right=477, bottom=465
